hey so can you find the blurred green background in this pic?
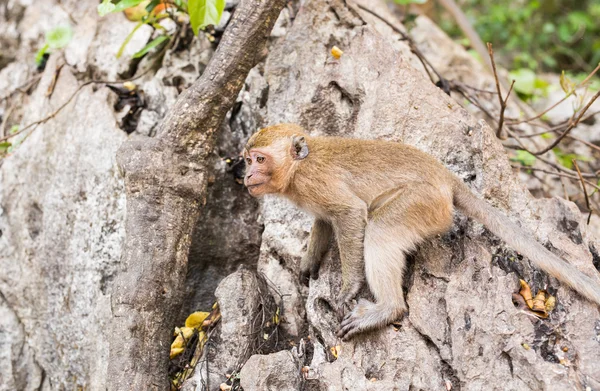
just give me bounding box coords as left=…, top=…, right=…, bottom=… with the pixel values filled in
left=436, top=0, right=600, bottom=74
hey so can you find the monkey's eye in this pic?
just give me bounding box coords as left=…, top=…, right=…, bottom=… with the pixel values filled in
left=257, top=156, right=265, bottom=164
left=245, top=157, right=252, bottom=165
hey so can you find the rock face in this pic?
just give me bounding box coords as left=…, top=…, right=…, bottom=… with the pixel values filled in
left=231, top=0, right=600, bottom=390
left=1, top=0, right=599, bottom=390
left=240, top=351, right=302, bottom=391
left=0, top=56, right=127, bottom=389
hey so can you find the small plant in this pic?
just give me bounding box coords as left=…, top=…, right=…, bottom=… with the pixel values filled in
left=35, top=25, right=73, bottom=67
left=97, top=0, right=226, bottom=59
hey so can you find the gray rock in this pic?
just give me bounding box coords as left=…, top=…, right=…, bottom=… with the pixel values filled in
left=236, top=0, right=600, bottom=389
left=0, top=56, right=127, bottom=390
left=240, top=350, right=302, bottom=391
left=184, top=269, right=275, bottom=390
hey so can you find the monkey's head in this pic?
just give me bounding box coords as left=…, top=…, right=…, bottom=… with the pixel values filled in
left=243, top=124, right=309, bottom=197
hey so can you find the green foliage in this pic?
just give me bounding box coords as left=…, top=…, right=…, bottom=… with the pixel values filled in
left=508, top=68, right=550, bottom=100
left=552, top=148, right=592, bottom=169
left=46, top=25, right=73, bottom=49
left=394, top=0, right=427, bottom=5
left=97, top=0, right=226, bottom=59
left=438, top=0, right=600, bottom=74
left=98, top=0, right=116, bottom=17
left=35, top=44, right=49, bottom=66
left=35, top=25, right=73, bottom=66
left=133, top=35, right=169, bottom=58
left=188, top=0, right=226, bottom=35
left=511, top=150, right=536, bottom=166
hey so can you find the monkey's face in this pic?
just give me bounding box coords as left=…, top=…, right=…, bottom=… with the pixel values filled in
left=243, top=131, right=310, bottom=197
left=243, top=148, right=279, bottom=197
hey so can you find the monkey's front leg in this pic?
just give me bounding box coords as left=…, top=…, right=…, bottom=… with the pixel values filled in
left=300, top=219, right=333, bottom=285
left=332, top=211, right=367, bottom=320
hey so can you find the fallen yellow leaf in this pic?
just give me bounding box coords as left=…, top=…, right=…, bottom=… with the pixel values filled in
left=330, top=345, right=340, bottom=358
left=532, top=290, right=547, bottom=313
left=545, top=295, right=556, bottom=313
left=170, top=346, right=184, bottom=359
left=186, top=312, right=210, bottom=329
left=519, top=280, right=533, bottom=309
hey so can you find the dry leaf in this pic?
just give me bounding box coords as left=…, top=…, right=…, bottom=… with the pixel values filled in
left=532, top=290, right=547, bottom=313
left=220, top=383, right=232, bottom=391
left=170, top=347, right=184, bottom=359
left=330, top=345, right=340, bottom=358
left=123, top=81, right=136, bottom=91
left=522, top=343, right=530, bottom=350
left=519, top=280, right=534, bottom=309
left=331, top=46, right=343, bottom=59
left=186, top=311, right=210, bottom=329
left=545, top=295, right=556, bottom=313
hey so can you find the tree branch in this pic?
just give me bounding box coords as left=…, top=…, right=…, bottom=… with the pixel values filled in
left=106, top=0, right=286, bottom=388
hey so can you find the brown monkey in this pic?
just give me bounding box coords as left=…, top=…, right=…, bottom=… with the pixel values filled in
left=243, top=124, right=600, bottom=340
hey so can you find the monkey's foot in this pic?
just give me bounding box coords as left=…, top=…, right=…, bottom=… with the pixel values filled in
left=335, top=282, right=363, bottom=320
left=337, top=299, right=404, bottom=341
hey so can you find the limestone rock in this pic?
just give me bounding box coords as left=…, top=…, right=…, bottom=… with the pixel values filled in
left=240, top=351, right=302, bottom=391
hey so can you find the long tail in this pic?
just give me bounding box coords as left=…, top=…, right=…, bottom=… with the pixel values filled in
left=452, top=178, right=600, bottom=305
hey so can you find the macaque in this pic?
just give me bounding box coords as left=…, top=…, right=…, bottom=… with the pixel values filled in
left=243, top=124, right=600, bottom=340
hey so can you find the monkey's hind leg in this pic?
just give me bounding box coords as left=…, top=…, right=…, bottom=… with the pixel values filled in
left=337, top=184, right=453, bottom=341
left=337, top=221, right=413, bottom=340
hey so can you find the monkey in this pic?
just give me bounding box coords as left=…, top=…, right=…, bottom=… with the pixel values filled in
left=242, top=123, right=600, bottom=340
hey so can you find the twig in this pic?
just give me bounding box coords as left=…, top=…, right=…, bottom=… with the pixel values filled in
left=0, top=64, right=155, bottom=144
left=0, top=75, right=42, bottom=102
left=486, top=43, right=512, bottom=139
left=511, top=165, right=600, bottom=191
left=0, top=104, right=15, bottom=138
left=529, top=89, right=600, bottom=155
left=506, top=128, right=598, bottom=179
left=507, top=62, right=600, bottom=125
left=572, top=160, right=594, bottom=224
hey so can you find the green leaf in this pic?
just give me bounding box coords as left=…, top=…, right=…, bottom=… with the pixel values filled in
left=114, top=0, right=147, bottom=13
left=511, top=150, right=536, bottom=166
left=132, top=35, right=169, bottom=58
left=0, top=142, right=12, bottom=152
left=116, top=21, right=144, bottom=58
left=46, top=25, right=73, bottom=49
left=98, top=0, right=116, bottom=17
left=9, top=125, right=19, bottom=135
left=508, top=68, right=536, bottom=96
left=35, top=43, right=49, bottom=66
left=189, top=0, right=226, bottom=35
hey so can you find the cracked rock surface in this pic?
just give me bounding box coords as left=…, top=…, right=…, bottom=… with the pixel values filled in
left=1, top=0, right=599, bottom=390
left=231, top=1, right=600, bottom=390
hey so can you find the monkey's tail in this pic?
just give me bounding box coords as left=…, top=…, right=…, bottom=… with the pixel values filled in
left=452, top=178, right=600, bottom=306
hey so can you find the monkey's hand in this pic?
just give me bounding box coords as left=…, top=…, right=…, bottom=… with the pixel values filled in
left=299, top=254, right=321, bottom=286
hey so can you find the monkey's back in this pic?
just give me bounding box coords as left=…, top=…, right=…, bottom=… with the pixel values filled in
left=302, top=136, right=455, bottom=203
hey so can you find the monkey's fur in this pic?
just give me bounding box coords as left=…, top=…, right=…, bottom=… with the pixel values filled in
left=243, top=124, right=600, bottom=340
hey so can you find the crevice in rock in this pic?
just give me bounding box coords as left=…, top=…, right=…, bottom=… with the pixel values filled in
left=500, top=351, right=514, bottom=377
left=532, top=320, right=563, bottom=364
left=412, top=318, right=459, bottom=390
left=589, top=243, right=600, bottom=272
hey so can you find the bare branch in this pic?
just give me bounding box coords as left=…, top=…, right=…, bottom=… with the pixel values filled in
left=572, top=160, right=594, bottom=224
left=106, top=0, right=287, bottom=388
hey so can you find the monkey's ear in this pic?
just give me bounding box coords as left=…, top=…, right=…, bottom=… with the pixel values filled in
left=291, top=135, right=309, bottom=160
